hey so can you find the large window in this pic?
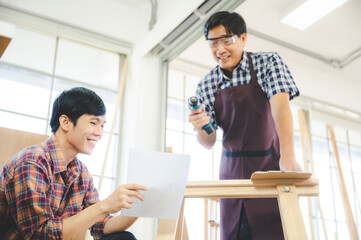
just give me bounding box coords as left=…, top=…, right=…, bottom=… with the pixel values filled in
left=166, top=65, right=361, bottom=240
left=0, top=27, right=125, bottom=199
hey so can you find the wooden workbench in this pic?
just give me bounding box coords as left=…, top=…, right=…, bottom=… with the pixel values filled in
left=157, top=171, right=318, bottom=240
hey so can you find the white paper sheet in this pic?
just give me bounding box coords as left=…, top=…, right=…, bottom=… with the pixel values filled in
left=120, top=149, right=190, bottom=219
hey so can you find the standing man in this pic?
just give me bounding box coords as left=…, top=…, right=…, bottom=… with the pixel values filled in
left=0, top=87, right=147, bottom=240
left=189, top=11, right=303, bottom=240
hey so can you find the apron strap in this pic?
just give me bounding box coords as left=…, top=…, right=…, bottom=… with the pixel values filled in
left=246, top=52, right=258, bottom=85
left=216, top=67, right=222, bottom=91
left=216, top=51, right=258, bottom=91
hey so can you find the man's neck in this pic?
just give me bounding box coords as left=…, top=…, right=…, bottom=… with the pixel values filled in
left=55, top=131, right=77, bottom=165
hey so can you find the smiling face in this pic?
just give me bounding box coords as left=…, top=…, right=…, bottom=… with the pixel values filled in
left=207, top=25, right=247, bottom=74
left=62, top=114, right=106, bottom=157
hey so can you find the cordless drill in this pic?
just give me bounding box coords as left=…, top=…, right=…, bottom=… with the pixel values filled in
left=187, top=96, right=216, bottom=135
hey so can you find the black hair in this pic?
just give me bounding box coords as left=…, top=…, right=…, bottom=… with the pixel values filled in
left=50, top=87, right=106, bottom=133
left=203, top=11, right=247, bottom=39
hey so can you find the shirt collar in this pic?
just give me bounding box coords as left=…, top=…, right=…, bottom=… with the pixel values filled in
left=238, top=50, right=249, bottom=72
left=47, top=134, right=81, bottom=174
left=217, top=50, right=249, bottom=83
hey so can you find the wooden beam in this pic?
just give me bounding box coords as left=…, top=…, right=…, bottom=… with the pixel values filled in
left=298, top=110, right=315, bottom=239
left=186, top=177, right=318, bottom=188
left=298, top=109, right=328, bottom=239
left=174, top=199, right=186, bottom=240
left=0, top=35, right=12, bottom=58
left=155, top=219, right=177, bottom=240
left=156, top=147, right=189, bottom=240
left=204, top=199, right=208, bottom=240
left=328, top=125, right=359, bottom=240
left=185, top=184, right=319, bottom=198
left=158, top=172, right=319, bottom=240
left=277, top=185, right=308, bottom=240
left=0, top=127, right=48, bottom=167
left=180, top=173, right=319, bottom=240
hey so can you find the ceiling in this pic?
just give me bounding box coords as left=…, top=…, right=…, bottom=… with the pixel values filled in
left=109, top=0, right=148, bottom=8
left=177, top=0, right=361, bottom=85
left=0, top=0, right=359, bottom=113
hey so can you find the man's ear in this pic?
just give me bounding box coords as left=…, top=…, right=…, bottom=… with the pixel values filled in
left=59, top=115, right=72, bottom=131
left=241, top=33, right=247, bottom=47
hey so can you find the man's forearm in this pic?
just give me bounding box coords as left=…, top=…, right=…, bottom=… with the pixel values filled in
left=62, top=201, right=108, bottom=240
left=196, top=129, right=217, bottom=149
left=103, top=215, right=138, bottom=234
left=270, top=93, right=294, bottom=158
left=270, top=92, right=302, bottom=171
left=273, top=106, right=295, bottom=159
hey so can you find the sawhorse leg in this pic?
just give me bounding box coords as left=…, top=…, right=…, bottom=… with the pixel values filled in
left=277, top=185, right=308, bottom=240
left=156, top=199, right=189, bottom=240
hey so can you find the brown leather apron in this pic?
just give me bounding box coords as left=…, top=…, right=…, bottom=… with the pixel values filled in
left=214, top=52, right=284, bottom=240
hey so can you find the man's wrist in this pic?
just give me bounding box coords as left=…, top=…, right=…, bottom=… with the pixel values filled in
left=98, top=200, right=111, bottom=215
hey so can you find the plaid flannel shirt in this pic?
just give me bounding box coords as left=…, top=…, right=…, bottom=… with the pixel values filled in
left=0, top=134, right=111, bottom=239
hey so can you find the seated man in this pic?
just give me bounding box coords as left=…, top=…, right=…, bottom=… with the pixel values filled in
left=0, top=87, right=147, bottom=240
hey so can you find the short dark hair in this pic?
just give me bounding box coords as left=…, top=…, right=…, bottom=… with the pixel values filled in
left=204, top=11, right=247, bottom=38
left=50, top=87, right=106, bottom=133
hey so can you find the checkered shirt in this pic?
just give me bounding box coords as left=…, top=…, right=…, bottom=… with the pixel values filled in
left=0, top=134, right=111, bottom=240
left=196, top=51, right=299, bottom=127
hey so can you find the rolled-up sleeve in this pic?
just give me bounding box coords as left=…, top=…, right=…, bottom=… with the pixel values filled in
left=265, top=52, right=299, bottom=100
left=89, top=215, right=112, bottom=240
left=82, top=175, right=112, bottom=239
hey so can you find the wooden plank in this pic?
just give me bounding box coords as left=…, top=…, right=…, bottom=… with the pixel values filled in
left=0, top=127, right=48, bottom=167
left=251, top=171, right=312, bottom=180
left=205, top=199, right=220, bottom=240
left=156, top=147, right=189, bottom=240
left=185, top=186, right=278, bottom=198
left=328, top=126, right=359, bottom=240
left=176, top=176, right=319, bottom=240
left=187, top=177, right=318, bottom=188
left=155, top=219, right=177, bottom=240
left=298, top=109, right=315, bottom=240
left=184, top=185, right=319, bottom=198
left=277, top=185, right=308, bottom=240
left=182, top=219, right=189, bottom=240
left=165, top=172, right=319, bottom=239
left=174, top=199, right=187, bottom=240
left=299, top=109, right=328, bottom=239
left=0, top=35, right=12, bottom=58
left=204, top=199, right=208, bottom=240
left=156, top=218, right=189, bottom=240
left=156, top=146, right=178, bottom=240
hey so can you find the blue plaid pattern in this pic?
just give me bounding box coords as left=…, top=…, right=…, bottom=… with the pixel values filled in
left=195, top=51, right=299, bottom=126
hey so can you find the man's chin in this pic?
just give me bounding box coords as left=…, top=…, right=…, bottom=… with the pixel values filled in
left=82, top=149, right=94, bottom=155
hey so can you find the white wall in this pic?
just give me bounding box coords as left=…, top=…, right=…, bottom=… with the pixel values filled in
left=0, top=0, right=139, bottom=42
left=0, top=1, right=205, bottom=239
left=247, top=34, right=361, bottom=114
left=0, top=0, right=204, bottom=53
left=288, top=54, right=361, bottom=113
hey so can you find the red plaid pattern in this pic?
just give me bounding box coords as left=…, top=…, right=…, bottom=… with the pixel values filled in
left=0, top=134, right=111, bottom=239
